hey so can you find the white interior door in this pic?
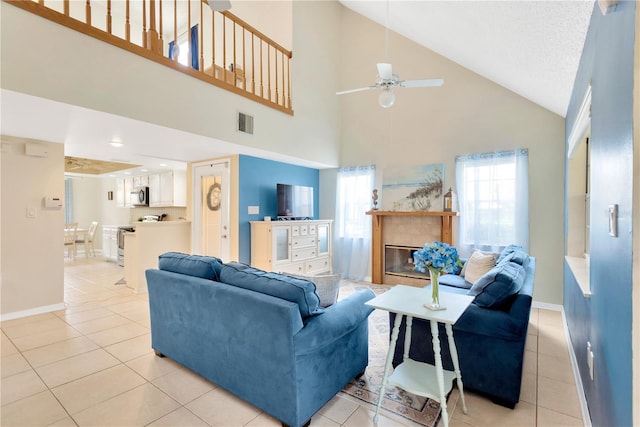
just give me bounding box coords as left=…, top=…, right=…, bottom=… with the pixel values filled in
left=192, top=160, right=230, bottom=261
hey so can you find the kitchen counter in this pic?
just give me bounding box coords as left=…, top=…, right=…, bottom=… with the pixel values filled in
left=124, top=221, right=191, bottom=293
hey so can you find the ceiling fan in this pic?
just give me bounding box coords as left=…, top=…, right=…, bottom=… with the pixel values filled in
left=336, top=1, right=444, bottom=108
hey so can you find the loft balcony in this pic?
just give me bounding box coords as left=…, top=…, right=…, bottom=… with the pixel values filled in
left=5, top=0, right=293, bottom=115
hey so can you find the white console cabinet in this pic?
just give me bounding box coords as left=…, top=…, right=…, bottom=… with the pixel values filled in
left=250, top=220, right=333, bottom=275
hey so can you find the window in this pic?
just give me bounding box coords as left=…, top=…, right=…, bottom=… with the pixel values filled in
left=455, top=149, right=529, bottom=254
left=336, top=166, right=375, bottom=239
left=64, top=177, right=73, bottom=224
left=334, top=165, right=375, bottom=280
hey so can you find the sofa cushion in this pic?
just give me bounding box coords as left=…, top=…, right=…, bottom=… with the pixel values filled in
left=438, top=273, right=472, bottom=290
left=220, top=263, right=324, bottom=317
left=471, top=261, right=526, bottom=309
left=463, top=250, right=498, bottom=283
left=158, top=252, right=223, bottom=281
left=286, top=273, right=341, bottom=307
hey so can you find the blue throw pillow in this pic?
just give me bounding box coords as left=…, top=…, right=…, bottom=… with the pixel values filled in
left=472, top=261, right=526, bottom=309
left=220, top=263, right=324, bottom=318
left=496, top=244, right=528, bottom=265
left=158, top=252, right=223, bottom=281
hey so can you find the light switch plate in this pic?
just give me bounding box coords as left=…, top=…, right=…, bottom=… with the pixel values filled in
left=26, top=207, right=37, bottom=218
left=248, top=206, right=259, bottom=215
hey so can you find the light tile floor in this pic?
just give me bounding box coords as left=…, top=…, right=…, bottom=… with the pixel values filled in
left=1, top=258, right=585, bottom=426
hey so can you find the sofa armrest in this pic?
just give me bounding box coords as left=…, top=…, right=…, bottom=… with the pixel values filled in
left=294, top=289, right=375, bottom=355
left=455, top=293, right=531, bottom=341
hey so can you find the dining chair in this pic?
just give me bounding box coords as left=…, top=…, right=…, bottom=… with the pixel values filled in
left=64, top=223, right=78, bottom=260
left=78, top=221, right=99, bottom=257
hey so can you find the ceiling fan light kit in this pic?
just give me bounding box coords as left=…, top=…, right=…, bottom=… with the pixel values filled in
left=378, top=88, right=396, bottom=108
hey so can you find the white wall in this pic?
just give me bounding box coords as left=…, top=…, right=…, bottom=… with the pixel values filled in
left=1, top=139, right=65, bottom=318
left=337, top=7, right=566, bottom=305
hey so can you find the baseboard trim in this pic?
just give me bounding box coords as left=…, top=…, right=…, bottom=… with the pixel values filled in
left=560, top=307, right=593, bottom=427
left=532, top=301, right=563, bottom=311
left=1, top=303, right=66, bottom=322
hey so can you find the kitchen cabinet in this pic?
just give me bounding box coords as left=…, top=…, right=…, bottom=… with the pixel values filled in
left=116, top=171, right=185, bottom=208
left=133, top=175, right=148, bottom=187
left=116, top=179, right=125, bottom=208
left=149, top=170, right=186, bottom=207
left=148, top=173, right=160, bottom=206
left=116, top=177, right=134, bottom=208
left=250, top=220, right=333, bottom=275
left=102, top=225, right=118, bottom=262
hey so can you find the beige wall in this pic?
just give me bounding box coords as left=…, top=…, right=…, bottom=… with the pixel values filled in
left=0, top=2, right=340, bottom=168
left=336, top=7, right=566, bottom=304
left=1, top=0, right=566, bottom=313
left=0, top=139, right=65, bottom=318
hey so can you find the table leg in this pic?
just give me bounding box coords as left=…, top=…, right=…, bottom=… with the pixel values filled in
left=430, top=320, right=449, bottom=427
left=373, top=313, right=403, bottom=424
left=445, top=323, right=467, bottom=414
left=403, top=316, right=413, bottom=362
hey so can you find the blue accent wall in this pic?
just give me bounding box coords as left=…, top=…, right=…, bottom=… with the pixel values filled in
left=237, top=155, right=320, bottom=264
left=564, top=2, right=636, bottom=426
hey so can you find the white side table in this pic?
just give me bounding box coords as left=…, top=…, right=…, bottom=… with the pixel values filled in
left=365, top=285, right=473, bottom=427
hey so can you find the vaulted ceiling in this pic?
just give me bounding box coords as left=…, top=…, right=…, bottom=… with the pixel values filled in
left=340, top=0, right=594, bottom=117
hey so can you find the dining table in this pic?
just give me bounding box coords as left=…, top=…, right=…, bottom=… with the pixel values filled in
left=64, top=227, right=89, bottom=257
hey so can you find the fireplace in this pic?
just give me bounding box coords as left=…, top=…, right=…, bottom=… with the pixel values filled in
left=384, top=245, right=430, bottom=280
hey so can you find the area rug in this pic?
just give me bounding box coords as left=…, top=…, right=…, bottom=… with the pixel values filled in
left=339, top=283, right=444, bottom=427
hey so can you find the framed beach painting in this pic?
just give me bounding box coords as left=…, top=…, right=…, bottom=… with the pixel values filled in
left=382, top=163, right=444, bottom=211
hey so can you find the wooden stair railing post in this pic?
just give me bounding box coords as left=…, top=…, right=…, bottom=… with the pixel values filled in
left=146, top=0, right=161, bottom=54
left=142, top=0, right=147, bottom=49
left=85, top=0, right=91, bottom=26
left=172, top=0, right=177, bottom=60
left=106, top=0, right=112, bottom=35
left=158, top=0, right=163, bottom=51
left=125, top=0, right=130, bottom=42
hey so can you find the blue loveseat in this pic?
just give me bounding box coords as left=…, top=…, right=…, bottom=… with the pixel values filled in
left=146, top=253, right=374, bottom=427
left=390, top=245, right=535, bottom=408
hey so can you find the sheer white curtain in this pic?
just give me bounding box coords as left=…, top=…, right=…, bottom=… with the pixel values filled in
left=455, top=149, right=529, bottom=257
left=334, top=165, right=375, bottom=280
left=64, top=177, right=74, bottom=224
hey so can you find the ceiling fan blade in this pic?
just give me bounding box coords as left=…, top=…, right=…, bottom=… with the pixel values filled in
left=399, top=78, right=444, bottom=88
left=336, top=86, right=375, bottom=95
left=377, top=63, right=393, bottom=80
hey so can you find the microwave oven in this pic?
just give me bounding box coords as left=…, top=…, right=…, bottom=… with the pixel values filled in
left=131, top=186, right=149, bottom=206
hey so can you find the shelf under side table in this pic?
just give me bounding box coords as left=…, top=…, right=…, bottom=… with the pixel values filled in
left=388, top=359, right=457, bottom=402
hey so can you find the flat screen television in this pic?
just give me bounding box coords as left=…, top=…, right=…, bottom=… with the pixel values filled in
left=277, top=183, right=314, bottom=220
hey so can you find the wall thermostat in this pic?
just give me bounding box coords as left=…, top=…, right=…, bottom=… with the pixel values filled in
left=43, top=197, right=63, bottom=209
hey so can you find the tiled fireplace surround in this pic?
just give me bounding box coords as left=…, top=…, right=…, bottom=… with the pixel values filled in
left=382, top=215, right=443, bottom=287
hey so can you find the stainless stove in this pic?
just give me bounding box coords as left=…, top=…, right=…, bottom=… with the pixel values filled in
left=117, top=226, right=135, bottom=267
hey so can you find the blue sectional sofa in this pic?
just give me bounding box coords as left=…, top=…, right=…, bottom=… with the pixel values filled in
left=146, top=253, right=375, bottom=427
left=390, top=245, right=535, bottom=408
